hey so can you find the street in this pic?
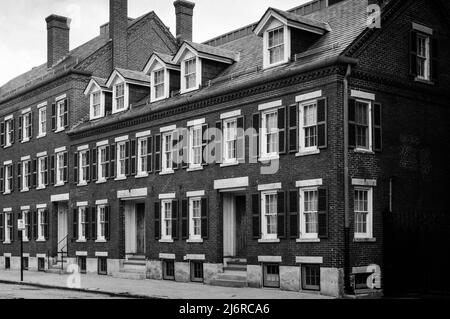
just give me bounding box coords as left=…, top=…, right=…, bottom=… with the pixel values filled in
left=0, top=283, right=128, bottom=299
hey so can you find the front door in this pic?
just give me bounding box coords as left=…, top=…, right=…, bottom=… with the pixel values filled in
left=57, top=203, right=68, bottom=253
left=223, top=194, right=247, bottom=258
left=136, top=203, right=145, bottom=255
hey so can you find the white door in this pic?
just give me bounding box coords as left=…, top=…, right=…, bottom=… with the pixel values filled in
left=223, top=194, right=236, bottom=257
left=124, top=202, right=137, bottom=254
left=57, top=203, right=68, bottom=252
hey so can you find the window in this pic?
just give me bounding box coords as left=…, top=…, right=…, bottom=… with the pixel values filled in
left=300, top=189, right=319, bottom=239
left=38, top=258, right=45, bottom=272
left=189, top=126, right=203, bottom=168
left=98, top=147, right=108, bottom=182
left=354, top=188, right=373, bottom=239
left=162, top=133, right=173, bottom=173
left=263, top=264, right=280, bottom=288
left=56, top=152, right=67, bottom=185
left=4, top=213, right=12, bottom=243
left=261, top=110, right=279, bottom=157
left=261, top=192, right=278, bottom=240
left=4, top=164, right=12, bottom=194
left=56, top=99, right=67, bottom=131
left=114, top=83, right=125, bottom=112
left=22, top=160, right=31, bottom=191
left=355, top=101, right=370, bottom=150
left=37, top=156, right=48, bottom=188
left=22, top=257, right=29, bottom=271
left=190, top=261, right=204, bottom=283
left=92, top=91, right=102, bottom=118
left=162, top=260, right=175, bottom=280
left=79, top=151, right=89, bottom=185
left=22, top=112, right=32, bottom=142
left=302, top=265, right=321, bottom=291
left=153, top=70, right=165, bottom=100
left=223, top=118, right=237, bottom=163
left=38, top=107, right=46, bottom=137
left=97, top=205, right=106, bottom=241
left=22, top=210, right=30, bottom=241
left=189, top=198, right=202, bottom=240
left=37, top=209, right=48, bottom=241
left=354, top=272, right=371, bottom=290
left=5, top=257, right=10, bottom=270
left=268, top=27, right=285, bottom=65
left=137, top=138, right=148, bottom=176
left=4, top=119, right=13, bottom=147
left=161, top=200, right=173, bottom=240
left=117, top=142, right=127, bottom=178
left=78, top=257, right=87, bottom=274
left=78, top=207, right=87, bottom=241
left=416, top=33, right=430, bottom=80
left=300, top=101, right=318, bottom=151
left=98, top=257, right=108, bottom=275
left=184, top=58, right=197, bottom=91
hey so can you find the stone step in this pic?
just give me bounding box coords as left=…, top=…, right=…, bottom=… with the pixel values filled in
left=224, top=265, right=247, bottom=271
left=112, top=272, right=146, bottom=280
left=211, top=279, right=248, bottom=288
left=124, top=260, right=147, bottom=266
left=216, top=273, right=247, bottom=281
left=46, top=268, right=70, bottom=275
left=127, top=255, right=146, bottom=261
left=122, top=265, right=147, bottom=274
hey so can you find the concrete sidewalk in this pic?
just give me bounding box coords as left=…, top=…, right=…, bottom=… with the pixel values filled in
left=0, top=270, right=331, bottom=299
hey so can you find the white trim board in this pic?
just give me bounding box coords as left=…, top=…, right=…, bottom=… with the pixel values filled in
left=352, top=179, right=377, bottom=187
left=296, top=179, right=323, bottom=188
left=258, top=100, right=282, bottom=111
left=295, top=90, right=322, bottom=102
left=351, top=90, right=375, bottom=101
left=214, top=177, right=249, bottom=190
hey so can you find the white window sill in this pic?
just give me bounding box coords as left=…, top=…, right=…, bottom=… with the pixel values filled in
left=181, top=87, right=199, bottom=95
left=22, top=239, right=29, bottom=243
left=96, top=179, right=107, bottom=184
left=3, top=191, right=11, bottom=195
left=187, top=166, right=203, bottom=172
left=263, top=60, right=289, bottom=71
left=21, top=139, right=30, bottom=144
left=259, top=155, right=280, bottom=162
left=258, top=238, right=280, bottom=243
left=95, top=239, right=107, bottom=243
left=3, top=241, right=11, bottom=245
left=4, top=144, right=12, bottom=149
left=114, top=176, right=127, bottom=181
left=20, top=189, right=30, bottom=193
left=36, top=186, right=46, bottom=190
left=187, top=238, right=203, bottom=243
left=159, top=239, right=174, bottom=243
left=220, top=161, right=239, bottom=168
left=296, top=149, right=320, bottom=157
left=55, top=128, right=65, bottom=133
left=36, top=134, right=46, bottom=139
left=297, top=238, right=320, bottom=243
left=135, top=173, right=148, bottom=179
left=354, top=148, right=375, bottom=155
left=414, top=77, right=434, bottom=85
left=36, top=239, right=46, bottom=242
left=76, top=239, right=87, bottom=243
left=112, top=108, right=128, bottom=115
left=159, top=170, right=174, bottom=176
left=354, top=237, right=376, bottom=242
left=151, top=96, right=167, bottom=103
left=55, top=183, right=65, bottom=187
left=77, top=182, right=88, bottom=187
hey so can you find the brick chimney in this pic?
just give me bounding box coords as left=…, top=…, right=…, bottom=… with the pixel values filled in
left=110, top=0, right=128, bottom=69
left=174, top=0, right=195, bottom=43
left=46, top=15, right=71, bottom=68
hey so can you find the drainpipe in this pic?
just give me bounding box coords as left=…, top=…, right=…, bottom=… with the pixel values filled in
left=343, top=64, right=352, bottom=294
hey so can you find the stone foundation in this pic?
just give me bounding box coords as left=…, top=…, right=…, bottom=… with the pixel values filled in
left=247, top=265, right=262, bottom=288
left=203, top=263, right=223, bottom=285
left=280, top=266, right=300, bottom=291
left=175, top=262, right=190, bottom=282
left=147, top=260, right=163, bottom=280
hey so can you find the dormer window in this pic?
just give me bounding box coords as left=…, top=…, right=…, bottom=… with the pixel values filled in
left=184, top=58, right=197, bottom=90
left=84, top=77, right=111, bottom=121
left=268, top=27, right=285, bottom=65
left=92, top=92, right=101, bottom=118
left=154, top=70, right=165, bottom=100
left=114, top=83, right=125, bottom=112
left=144, top=53, right=181, bottom=102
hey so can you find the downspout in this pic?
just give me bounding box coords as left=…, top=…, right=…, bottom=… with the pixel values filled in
left=343, top=64, right=352, bottom=294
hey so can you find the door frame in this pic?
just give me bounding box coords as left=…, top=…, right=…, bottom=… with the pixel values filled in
left=57, top=202, right=68, bottom=253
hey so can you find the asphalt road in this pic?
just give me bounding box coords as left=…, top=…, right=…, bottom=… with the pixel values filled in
left=0, top=283, right=128, bottom=299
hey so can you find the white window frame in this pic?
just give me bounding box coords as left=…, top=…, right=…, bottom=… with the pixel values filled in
left=98, top=147, right=108, bottom=182
left=37, top=156, right=47, bottom=189
left=151, top=68, right=167, bottom=102
left=38, top=106, right=47, bottom=137
left=22, top=112, right=32, bottom=142
left=354, top=99, right=373, bottom=152
left=223, top=118, right=238, bottom=164
left=189, top=125, right=203, bottom=169
left=55, top=152, right=65, bottom=186
left=116, top=142, right=127, bottom=179
left=137, top=137, right=148, bottom=177
left=22, top=210, right=30, bottom=242
left=97, top=205, right=107, bottom=241
left=354, top=187, right=373, bottom=239
left=161, top=200, right=173, bottom=241
left=299, top=100, right=319, bottom=153
left=261, top=109, right=279, bottom=159
left=4, top=118, right=13, bottom=147
left=4, top=164, right=12, bottom=194
left=37, top=209, right=46, bottom=241
left=416, top=33, right=431, bottom=81
left=78, top=151, right=88, bottom=185
left=90, top=90, right=104, bottom=120
left=261, top=190, right=278, bottom=240
left=181, top=57, right=201, bottom=94
left=189, top=197, right=202, bottom=241
left=56, top=99, right=66, bottom=132
left=161, top=132, right=174, bottom=174
left=78, top=206, right=88, bottom=242
left=299, top=188, right=319, bottom=240
left=263, top=25, right=290, bottom=69
left=113, top=82, right=128, bottom=114
left=22, top=160, right=31, bottom=191
left=4, top=213, right=12, bottom=243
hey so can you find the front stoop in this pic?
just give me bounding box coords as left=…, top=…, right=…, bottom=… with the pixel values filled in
left=211, top=260, right=248, bottom=288
left=112, top=255, right=147, bottom=280
left=46, top=255, right=70, bottom=275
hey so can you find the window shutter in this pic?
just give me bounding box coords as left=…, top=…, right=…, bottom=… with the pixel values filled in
left=154, top=201, right=161, bottom=240
left=130, top=140, right=137, bottom=176
left=236, top=116, right=245, bottom=163
left=17, top=162, right=22, bottom=190
left=29, top=111, right=33, bottom=139
left=18, top=116, right=23, bottom=143
left=51, top=103, right=56, bottom=131
left=277, top=191, right=286, bottom=239
left=125, top=141, right=130, bottom=176
left=91, top=207, right=97, bottom=240
left=147, top=136, right=153, bottom=173
left=11, top=119, right=15, bottom=144
left=33, top=211, right=38, bottom=240
left=181, top=199, right=189, bottom=239
left=32, top=159, right=37, bottom=188
left=317, top=98, right=328, bottom=149
left=63, top=152, right=68, bottom=183
left=110, top=144, right=116, bottom=178
left=252, top=113, right=260, bottom=160
left=73, top=209, right=78, bottom=240
left=373, top=103, right=382, bottom=152
left=348, top=98, right=356, bottom=149
left=63, top=99, right=69, bottom=128
left=9, top=165, right=14, bottom=192
left=105, top=145, right=110, bottom=179
left=172, top=130, right=180, bottom=170
left=92, top=148, right=98, bottom=182
left=278, top=107, right=286, bottom=154
left=252, top=193, right=261, bottom=239
left=105, top=206, right=110, bottom=240
left=431, top=36, right=438, bottom=82
left=288, top=104, right=298, bottom=153
left=73, top=153, right=79, bottom=186
left=86, top=150, right=91, bottom=183
left=318, top=187, right=329, bottom=238
left=181, top=129, right=189, bottom=168
left=0, top=122, right=4, bottom=146
left=10, top=213, right=14, bottom=242
left=201, top=197, right=209, bottom=239
left=289, top=190, right=299, bottom=239
left=0, top=167, right=4, bottom=193
left=50, top=155, right=55, bottom=185
left=44, top=210, right=49, bottom=240
left=409, top=30, right=418, bottom=76
left=85, top=208, right=91, bottom=241
left=172, top=200, right=179, bottom=240
left=215, top=121, right=223, bottom=164
left=0, top=213, right=3, bottom=242
left=27, top=162, right=31, bottom=189
left=154, top=134, right=161, bottom=172
left=201, top=124, right=208, bottom=166
left=27, top=212, right=32, bottom=240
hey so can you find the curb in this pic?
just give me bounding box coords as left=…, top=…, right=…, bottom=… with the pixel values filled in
left=0, top=279, right=158, bottom=299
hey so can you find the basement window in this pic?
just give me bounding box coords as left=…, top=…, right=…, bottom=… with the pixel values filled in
left=98, top=257, right=107, bottom=275
left=5, top=257, right=10, bottom=270
left=190, top=261, right=204, bottom=283
left=301, top=264, right=321, bottom=291
left=162, top=260, right=175, bottom=281
left=78, top=257, right=87, bottom=274
left=263, top=263, right=280, bottom=288
left=38, top=258, right=46, bottom=272
left=22, top=257, right=29, bottom=271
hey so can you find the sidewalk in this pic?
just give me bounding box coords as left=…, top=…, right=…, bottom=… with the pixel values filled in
left=0, top=270, right=331, bottom=299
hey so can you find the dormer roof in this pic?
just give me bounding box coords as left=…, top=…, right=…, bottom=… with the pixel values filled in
left=254, top=7, right=331, bottom=36
left=106, top=68, right=151, bottom=88
left=173, top=41, right=240, bottom=65
left=83, top=77, right=110, bottom=95
left=143, top=52, right=179, bottom=74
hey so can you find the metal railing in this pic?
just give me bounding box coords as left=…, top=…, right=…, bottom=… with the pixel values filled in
left=56, top=235, right=69, bottom=272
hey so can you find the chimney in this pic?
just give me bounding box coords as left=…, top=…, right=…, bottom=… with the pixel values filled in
left=46, top=15, right=71, bottom=68
left=110, top=0, right=128, bottom=69
left=174, top=0, right=195, bottom=43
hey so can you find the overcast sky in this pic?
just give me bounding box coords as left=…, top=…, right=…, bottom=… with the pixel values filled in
left=0, top=0, right=309, bottom=87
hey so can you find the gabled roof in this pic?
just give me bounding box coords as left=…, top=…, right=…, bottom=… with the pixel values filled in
left=142, top=52, right=179, bottom=74
left=254, top=7, right=331, bottom=36
left=106, top=68, right=151, bottom=88
left=83, top=77, right=110, bottom=95
left=173, top=41, right=239, bottom=65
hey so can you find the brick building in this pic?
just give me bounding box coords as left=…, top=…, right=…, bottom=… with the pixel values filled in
left=1, top=0, right=449, bottom=297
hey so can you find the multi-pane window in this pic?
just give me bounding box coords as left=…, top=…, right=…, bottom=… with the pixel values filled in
left=262, top=192, right=277, bottom=240
left=354, top=188, right=373, bottom=239
left=263, top=264, right=280, bottom=288
left=184, top=58, right=197, bottom=90
left=137, top=138, right=148, bottom=176
left=162, top=133, right=173, bottom=172
left=268, top=27, right=285, bottom=65
left=98, top=257, right=108, bottom=275
left=416, top=34, right=430, bottom=80
left=163, top=260, right=175, bottom=280
left=223, top=119, right=237, bottom=163
left=56, top=99, right=66, bottom=131
left=97, top=205, right=106, bottom=240
left=37, top=156, right=47, bottom=188
left=262, top=110, right=279, bottom=157
left=154, top=70, right=165, bottom=99
left=78, top=257, right=87, bottom=274
left=23, top=112, right=32, bottom=141
left=4, top=213, right=12, bottom=243
left=301, top=102, right=318, bottom=150
left=98, top=147, right=108, bottom=181
left=189, top=198, right=202, bottom=240
left=190, top=261, right=204, bottom=283
left=38, top=209, right=46, bottom=240
left=22, top=160, right=31, bottom=191
left=22, top=210, right=30, bottom=241
left=355, top=101, right=370, bottom=150
left=161, top=200, right=173, bottom=240
left=115, top=83, right=125, bottom=111
left=300, top=189, right=319, bottom=238
left=79, top=151, right=88, bottom=184
left=5, top=119, right=13, bottom=146
left=117, top=142, right=126, bottom=178
left=190, top=126, right=203, bottom=168
left=78, top=207, right=87, bottom=241
left=4, top=164, right=12, bottom=193
left=92, top=91, right=102, bottom=118
left=38, top=107, right=46, bottom=136
left=302, top=265, right=321, bottom=291
left=56, top=152, right=66, bottom=185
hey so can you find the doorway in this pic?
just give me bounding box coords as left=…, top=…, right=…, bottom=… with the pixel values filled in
left=223, top=193, right=247, bottom=258
left=125, top=202, right=146, bottom=255
left=57, top=202, right=68, bottom=253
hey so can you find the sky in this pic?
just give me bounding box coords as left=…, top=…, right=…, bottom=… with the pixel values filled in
left=0, top=0, right=309, bottom=87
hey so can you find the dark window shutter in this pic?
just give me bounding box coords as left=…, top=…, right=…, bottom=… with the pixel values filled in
left=431, top=36, right=438, bottom=82
left=147, top=136, right=153, bottom=173
left=154, top=134, right=161, bottom=172
left=288, top=104, right=298, bottom=153
left=92, top=148, right=98, bottom=182
left=289, top=190, right=299, bottom=239
left=51, top=103, right=56, bottom=131
left=32, top=159, right=37, bottom=188
left=17, top=162, right=22, bottom=190
left=73, top=209, right=78, bottom=240
left=63, top=152, right=68, bottom=183
left=181, top=129, right=189, bottom=168
left=172, top=200, right=179, bottom=240
left=91, top=207, right=97, bottom=240
left=110, top=144, right=116, bottom=178
left=86, top=150, right=91, bottom=183
left=277, top=191, right=286, bottom=239
left=105, top=206, right=110, bottom=240
left=410, top=30, right=418, bottom=76
left=125, top=141, right=130, bottom=176
left=33, top=211, right=38, bottom=240
left=154, top=201, right=161, bottom=239
left=252, top=113, right=260, bottom=160
left=44, top=157, right=49, bottom=186
left=181, top=199, right=189, bottom=239
left=18, top=116, right=23, bottom=143
left=29, top=111, right=33, bottom=139
left=130, top=140, right=137, bottom=175
left=201, top=197, right=208, bottom=239
left=44, top=210, right=49, bottom=240
left=50, top=155, right=55, bottom=185
left=27, top=212, right=32, bottom=240
left=85, top=208, right=91, bottom=241
left=348, top=98, right=356, bottom=149
left=0, top=167, right=3, bottom=193
left=236, top=117, right=245, bottom=163
left=105, top=145, right=110, bottom=179
left=215, top=121, right=223, bottom=164
left=317, top=98, right=328, bottom=149
left=10, top=119, right=15, bottom=144
left=318, top=187, right=329, bottom=238
left=201, top=124, right=208, bottom=166
left=10, top=213, right=14, bottom=242
left=172, top=130, right=179, bottom=170
left=252, top=193, right=261, bottom=239
left=373, top=103, right=382, bottom=152
left=278, top=107, right=286, bottom=154
left=0, top=122, right=4, bottom=146
left=63, top=99, right=69, bottom=128
left=0, top=213, right=3, bottom=242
